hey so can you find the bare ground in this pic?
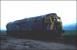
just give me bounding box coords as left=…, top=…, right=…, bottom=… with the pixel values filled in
left=0, top=35, right=77, bottom=50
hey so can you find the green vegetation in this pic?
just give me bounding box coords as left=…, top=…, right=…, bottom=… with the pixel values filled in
left=63, top=30, right=77, bottom=37
left=0, top=30, right=7, bottom=36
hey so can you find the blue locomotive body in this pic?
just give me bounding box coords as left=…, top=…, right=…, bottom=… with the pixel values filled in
left=6, top=13, right=63, bottom=38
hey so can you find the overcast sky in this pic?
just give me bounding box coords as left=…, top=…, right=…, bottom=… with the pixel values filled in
left=1, top=1, right=76, bottom=30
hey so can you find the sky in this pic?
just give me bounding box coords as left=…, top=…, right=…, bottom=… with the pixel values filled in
left=1, top=1, right=76, bottom=30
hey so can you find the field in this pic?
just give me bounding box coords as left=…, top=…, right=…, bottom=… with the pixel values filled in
left=0, top=30, right=77, bottom=50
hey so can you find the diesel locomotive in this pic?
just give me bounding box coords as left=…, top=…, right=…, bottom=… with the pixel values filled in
left=6, top=13, right=63, bottom=38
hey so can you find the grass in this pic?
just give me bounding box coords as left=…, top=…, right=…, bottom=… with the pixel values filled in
left=61, top=30, right=77, bottom=45
left=63, top=30, right=77, bottom=36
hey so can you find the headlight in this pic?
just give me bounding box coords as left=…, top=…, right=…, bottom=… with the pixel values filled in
left=57, top=19, right=60, bottom=22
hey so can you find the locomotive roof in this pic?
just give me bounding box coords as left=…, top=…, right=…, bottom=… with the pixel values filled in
left=14, top=13, right=58, bottom=23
